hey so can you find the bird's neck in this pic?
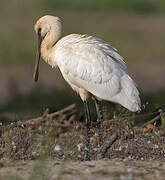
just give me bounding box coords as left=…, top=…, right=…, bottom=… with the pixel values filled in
left=41, top=28, right=62, bottom=67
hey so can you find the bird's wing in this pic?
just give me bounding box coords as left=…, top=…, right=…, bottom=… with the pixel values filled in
left=56, top=34, right=126, bottom=82
left=56, top=34, right=126, bottom=70
left=55, top=34, right=140, bottom=111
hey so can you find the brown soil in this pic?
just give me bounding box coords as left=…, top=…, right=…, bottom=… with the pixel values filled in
left=0, top=105, right=165, bottom=179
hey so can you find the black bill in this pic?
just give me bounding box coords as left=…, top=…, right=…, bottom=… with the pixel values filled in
left=33, top=29, right=42, bottom=82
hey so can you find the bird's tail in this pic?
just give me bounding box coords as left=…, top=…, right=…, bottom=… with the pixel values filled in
left=113, top=74, right=141, bottom=112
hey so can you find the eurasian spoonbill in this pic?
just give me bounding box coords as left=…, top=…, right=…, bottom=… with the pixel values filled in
left=33, top=15, right=141, bottom=160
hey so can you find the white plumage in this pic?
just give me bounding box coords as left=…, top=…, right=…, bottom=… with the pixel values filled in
left=34, top=15, right=141, bottom=112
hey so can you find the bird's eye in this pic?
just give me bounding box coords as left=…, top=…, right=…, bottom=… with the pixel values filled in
left=38, top=28, right=42, bottom=34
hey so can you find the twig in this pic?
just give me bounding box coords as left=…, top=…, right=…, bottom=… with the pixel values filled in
left=107, top=111, right=158, bottom=123
left=0, top=104, right=76, bottom=130
left=142, top=114, right=160, bottom=127
left=100, top=131, right=118, bottom=158
left=27, top=104, right=76, bottom=124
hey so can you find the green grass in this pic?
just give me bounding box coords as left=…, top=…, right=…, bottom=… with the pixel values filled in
left=1, top=0, right=165, bottom=14
left=35, top=0, right=165, bottom=14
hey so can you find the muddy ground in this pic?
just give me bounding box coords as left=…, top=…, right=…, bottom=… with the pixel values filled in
left=1, top=159, right=165, bottom=180
left=0, top=104, right=165, bottom=179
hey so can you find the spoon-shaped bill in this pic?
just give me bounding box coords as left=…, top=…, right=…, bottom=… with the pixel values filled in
left=33, top=30, right=42, bottom=82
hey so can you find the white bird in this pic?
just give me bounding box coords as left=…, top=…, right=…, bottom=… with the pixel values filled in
left=33, top=15, right=141, bottom=160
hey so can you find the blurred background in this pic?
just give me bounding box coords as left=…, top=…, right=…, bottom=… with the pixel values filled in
left=0, top=0, right=165, bottom=123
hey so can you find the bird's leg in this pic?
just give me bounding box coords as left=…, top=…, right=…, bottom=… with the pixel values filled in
left=94, top=98, right=103, bottom=147
left=83, top=101, right=91, bottom=161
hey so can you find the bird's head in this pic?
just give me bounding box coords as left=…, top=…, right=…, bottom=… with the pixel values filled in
left=33, top=15, right=62, bottom=82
